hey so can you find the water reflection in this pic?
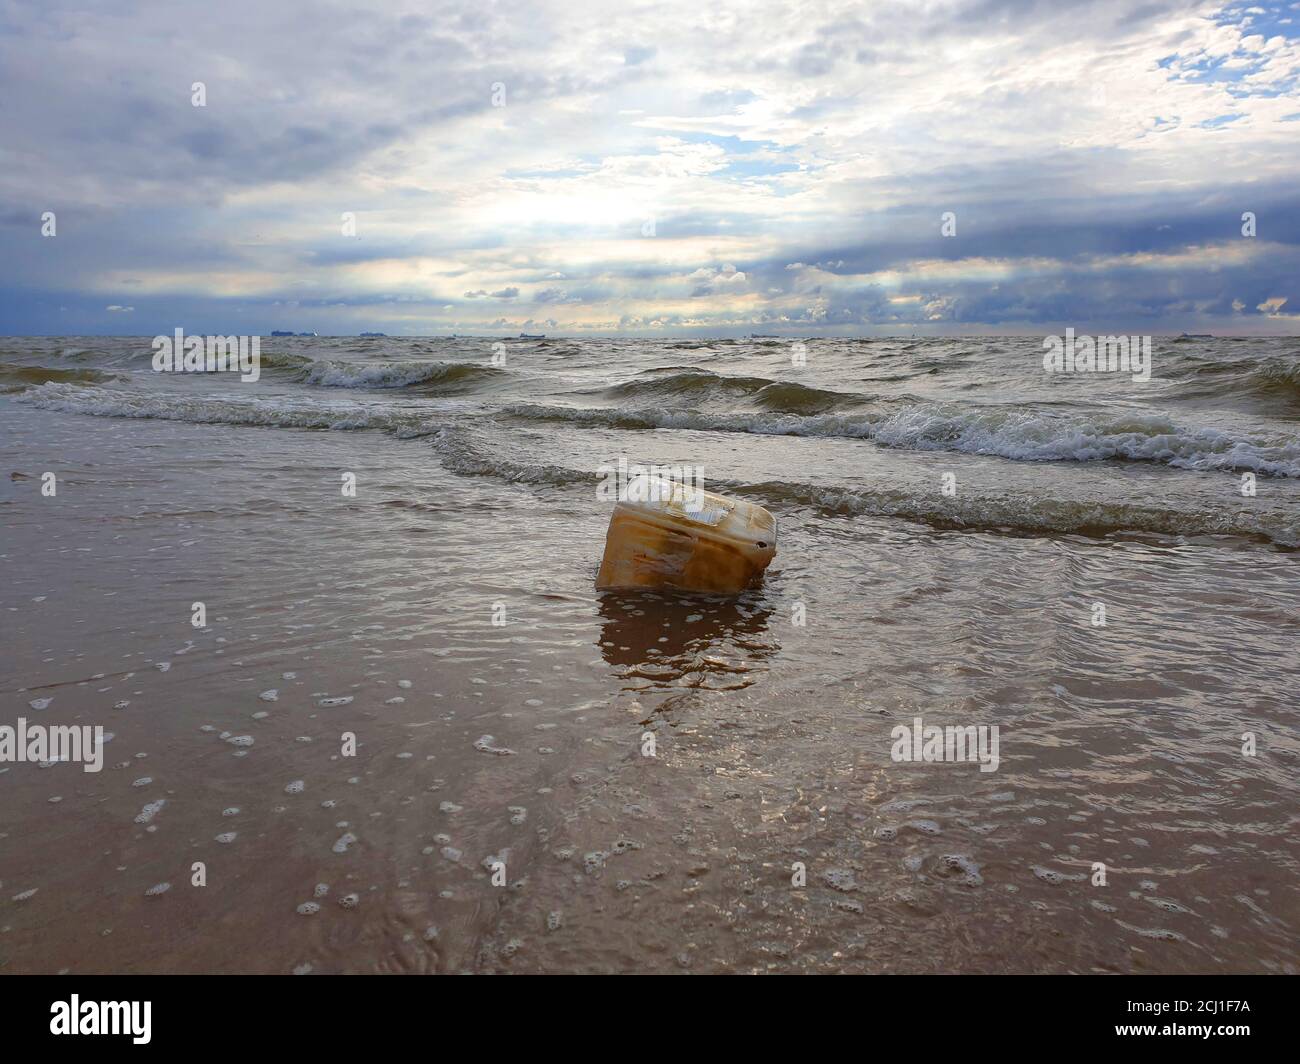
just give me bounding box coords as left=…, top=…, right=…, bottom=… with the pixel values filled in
left=596, top=588, right=777, bottom=690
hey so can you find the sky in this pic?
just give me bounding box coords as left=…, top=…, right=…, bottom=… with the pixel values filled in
left=1, top=0, right=1298, bottom=336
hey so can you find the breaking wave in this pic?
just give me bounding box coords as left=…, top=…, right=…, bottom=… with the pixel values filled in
left=730, top=479, right=1298, bottom=546
left=14, top=382, right=1300, bottom=545
left=254, top=352, right=506, bottom=392
left=15, top=382, right=438, bottom=436
left=505, top=402, right=1300, bottom=477
left=428, top=428, right=1299, bottom=546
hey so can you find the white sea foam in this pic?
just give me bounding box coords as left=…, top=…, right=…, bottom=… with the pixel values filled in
left=504, top=402, right=1300, bottom=478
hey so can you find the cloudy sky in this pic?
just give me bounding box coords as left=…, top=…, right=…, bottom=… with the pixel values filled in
left=2, top=0, right=1298, bottom=336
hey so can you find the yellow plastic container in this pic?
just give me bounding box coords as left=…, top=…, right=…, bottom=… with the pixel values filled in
left=595, top=475, right=777, bottom=594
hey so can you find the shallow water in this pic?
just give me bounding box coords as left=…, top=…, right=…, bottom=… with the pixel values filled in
left=1, top=335, right=1297, bottom=973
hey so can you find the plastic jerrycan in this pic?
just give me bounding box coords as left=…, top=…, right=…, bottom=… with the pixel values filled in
left=595, top=474, right=777, bottom=594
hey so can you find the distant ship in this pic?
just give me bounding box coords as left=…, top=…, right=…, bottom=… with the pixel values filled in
left=359, top=331, right=386, bottom=337
left=270, top=330, right=317, bottom=337
left=750, top=333, right=779, bottom=338
left=1178, top=332, right=1213, bottom=340
left=519, top=333, right=546, bottom=340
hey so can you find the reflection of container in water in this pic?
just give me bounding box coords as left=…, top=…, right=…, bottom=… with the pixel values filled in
left=595, top=475, right=777, bottom=594
left=595, top=590, right=776, bottom=682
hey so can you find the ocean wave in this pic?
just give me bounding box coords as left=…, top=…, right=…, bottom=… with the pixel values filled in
left=598, top=369, right=864, bottom=414
left=1246, top=360, right=1300, bottom=402
left=428, top=428, right=1299, bottom=546
left=602, top=368, right=767, bottom=397
left=0, top=364, right=120, bottom=392
left=737, top=479, right=1298, bottom=546
left=504, top=402, right=1300, bottom=477
left=14, top=382, right=437, bottom=436
left=293, top=358, right=505, bottom=391
left=431, top=427, right=587, bottom=487
left=256, top=351, right=313, bottom=370
left=15, top=382, right=1297, bottom=546
left=750, top=381, right=854, bottom=414
left=1169, top=356, right=1300, bottom=411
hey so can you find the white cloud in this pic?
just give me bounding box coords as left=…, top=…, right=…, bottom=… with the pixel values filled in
left=1, top=0, right=1298, bottom=333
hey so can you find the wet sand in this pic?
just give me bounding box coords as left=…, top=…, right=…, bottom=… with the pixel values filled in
left=2, top=398, right=1298, bottom=973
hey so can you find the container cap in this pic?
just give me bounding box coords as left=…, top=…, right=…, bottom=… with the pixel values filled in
left=615, top=474, right=777, bottom=553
